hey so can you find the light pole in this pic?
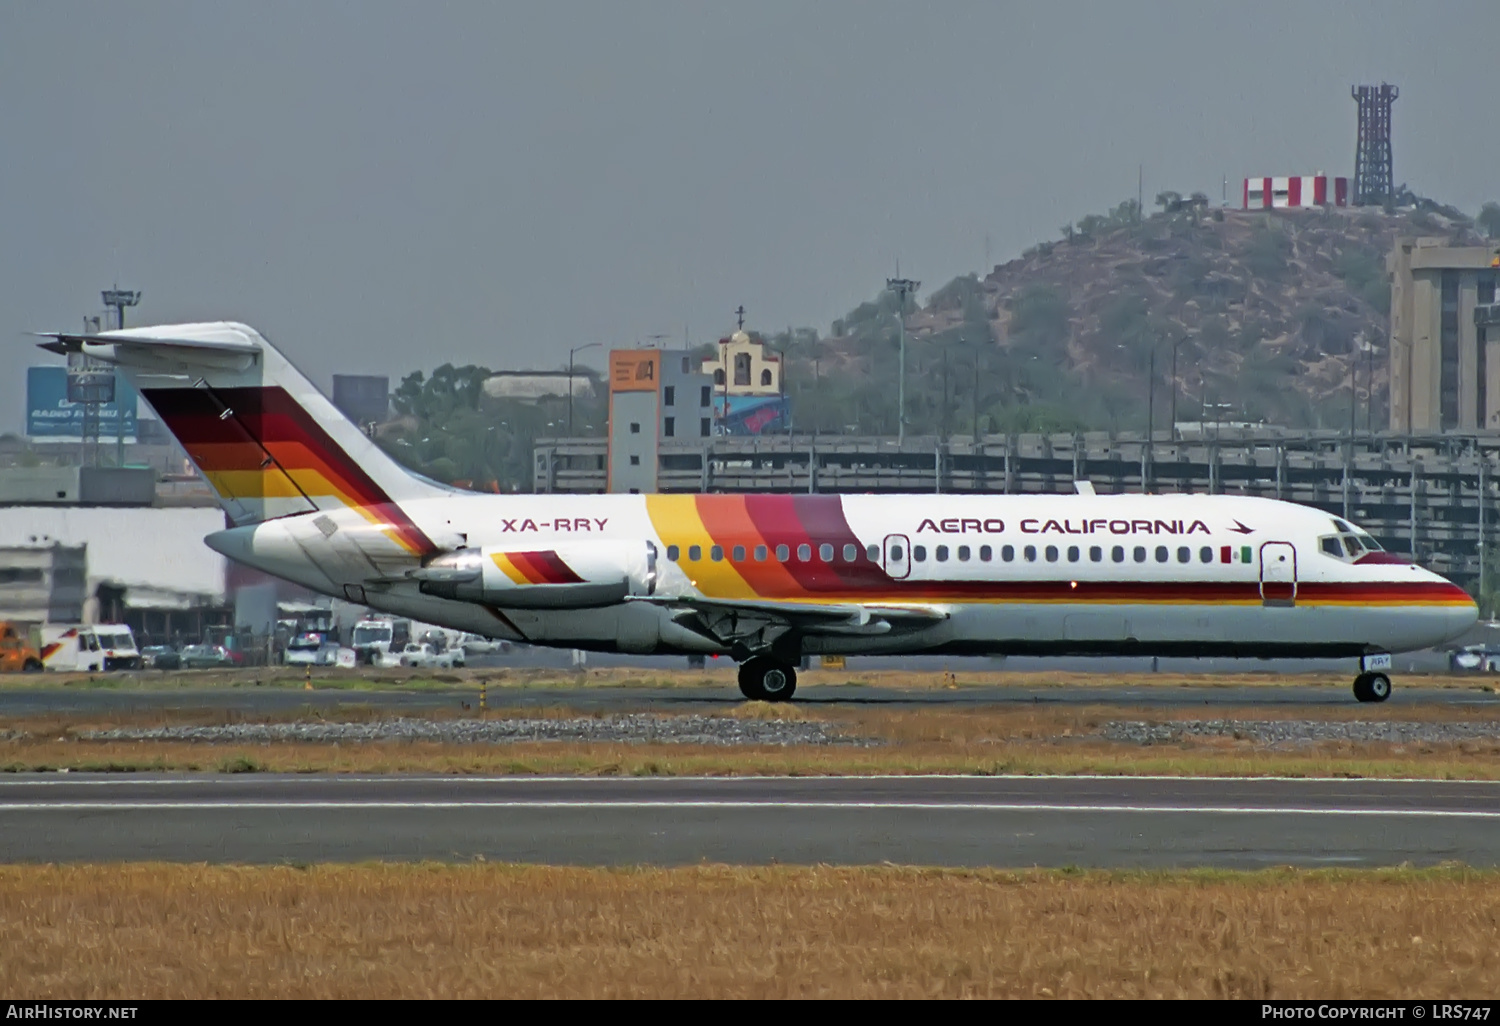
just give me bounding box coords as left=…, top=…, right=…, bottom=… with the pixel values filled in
left=887, top=277, right=919, bottom=443
left=567, top=343, right=602, bottom=436
left=100, top=288, right=140, bottom=468
left=1169, top=337, right=1183, bottom=441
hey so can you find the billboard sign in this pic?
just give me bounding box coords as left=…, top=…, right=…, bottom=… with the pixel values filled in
left=26, top=366, right=138, bottom=441
left=609, top=351, right=660, bottom=392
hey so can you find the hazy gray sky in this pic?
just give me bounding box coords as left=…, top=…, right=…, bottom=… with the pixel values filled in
left=5, top=1, right=1498, bottom=430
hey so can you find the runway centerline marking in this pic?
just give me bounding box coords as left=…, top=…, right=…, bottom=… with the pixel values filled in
left=1, top=801, right=1498, bottom=818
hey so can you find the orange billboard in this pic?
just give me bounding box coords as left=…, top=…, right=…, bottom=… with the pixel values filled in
left=610, top=351, right=660, bottom=393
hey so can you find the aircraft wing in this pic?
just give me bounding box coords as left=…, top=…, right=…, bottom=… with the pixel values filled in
left=626, top=594, right=947, bottom=638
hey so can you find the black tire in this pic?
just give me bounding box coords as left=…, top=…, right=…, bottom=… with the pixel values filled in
left=759, top=662, right=796, bottom=702
left=737, top=660, right=763, bottom=700
left=1353, top=672, right=1391, bottom=703
left=21, top=658, right=42, bottom=673
left=737, top=656, right=796, bottom=702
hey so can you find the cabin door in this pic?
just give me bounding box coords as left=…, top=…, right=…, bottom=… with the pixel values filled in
left=1259, top=542, right=1297, bottom=607
left=883, top=534, right=911, bottom=580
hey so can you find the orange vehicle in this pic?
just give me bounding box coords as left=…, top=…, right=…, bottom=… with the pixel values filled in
left=0, top=622, right=43, bottom=673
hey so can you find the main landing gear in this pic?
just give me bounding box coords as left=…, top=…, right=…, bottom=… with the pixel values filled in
left=738, top=656, right=797, bottom=702
left=1352, top=671, right=1392, bottom=703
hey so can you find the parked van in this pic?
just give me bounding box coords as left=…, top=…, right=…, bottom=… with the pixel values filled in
left=351, top=617, right=410, bottom=665
left=41, top=624, right=141, bottom=672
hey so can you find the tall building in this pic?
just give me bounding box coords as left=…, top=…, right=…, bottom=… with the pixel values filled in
left=606, top=349, right=716, bottom=492
left=1388, top=238, right=1500, bottom=432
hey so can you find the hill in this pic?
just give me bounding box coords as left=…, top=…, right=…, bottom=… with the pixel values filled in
left=784, top=198, right=1486, bottom=436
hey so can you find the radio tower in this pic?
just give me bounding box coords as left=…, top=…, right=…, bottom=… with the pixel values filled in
left=1351, top=83, right=1398, bottom=206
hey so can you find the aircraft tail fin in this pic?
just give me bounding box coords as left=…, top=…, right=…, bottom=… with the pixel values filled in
left=35, top=322, right=445, bottom=549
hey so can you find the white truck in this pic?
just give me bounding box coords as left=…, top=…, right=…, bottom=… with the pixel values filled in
left=41, top=624, right=141, bottom=672
left=350, top=617, right=410, bottom=666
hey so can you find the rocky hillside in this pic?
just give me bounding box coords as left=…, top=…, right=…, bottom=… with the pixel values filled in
left=799, top=199, right=1485, bottom=435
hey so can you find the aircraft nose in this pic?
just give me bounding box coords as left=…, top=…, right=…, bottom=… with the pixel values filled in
left=1449, top=593, right=1480, bottom=638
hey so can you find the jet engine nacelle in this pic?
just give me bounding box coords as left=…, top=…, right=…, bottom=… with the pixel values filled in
left=414, top=540, right=657, bottom=610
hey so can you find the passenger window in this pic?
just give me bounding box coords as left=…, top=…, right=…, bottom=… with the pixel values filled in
left=1044, top=545, right=1058, bottom=562
left=1321, top=536, right=1342, bottom=558
left=1133, top=546, right=1147, bottom=563
left=1090, top=546, right=1102, bottom=562
left=819, top=543, right=834, bottom=562
left=979, top=545, right=992, bottom=561
left=1112, top=546, right=1125, bottom=563
left=889, top=546, right=904, bottom=561
left=913, top=546, right=927, bottom=562
left=1067, top=545, right=1079, bottom=562
left=935, top=545, right=949, bottom=562
left=1177, top=546, right=1190, bottom=563
left=1024, top=545, right=1037, bottom=562
left=798, top=544, right=812, bottom=562
left=1001, top=545, right=1014, bottom=562
left=776, top=544, right=790, bottom=561
left=957, top=545, right=970, bottom=561
left=844, top=544, right=859, bottom=562
left=732, top=545, right=746, bottom=562
left=754, top=545, right=767, bottom=562
left=1200, top=546, right=1213, bottom=563
left=711, top=545, right=724, bottom=561
left=1155, top=546, right=1168, bottom=563
left=866, top=544, right=880, bottom=561
left=667, top=545, right=680, bottom=561
left=688, top=545, right=702, bottom=561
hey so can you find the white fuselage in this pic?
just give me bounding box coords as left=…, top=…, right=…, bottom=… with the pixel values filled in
left=207, top=492, right=1477, bottom=660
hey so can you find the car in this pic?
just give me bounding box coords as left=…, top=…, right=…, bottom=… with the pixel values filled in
left=395, top=642, right=457, bottom=669
left=179, top=644, right=234, bottom=669
left=460, top=633, right=509, bottom=656
left=140, top=645, right=181, bottom=670
left=1450, top=645, right=1500, bottom=672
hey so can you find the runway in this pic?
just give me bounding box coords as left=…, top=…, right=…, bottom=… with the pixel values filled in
left=4, top=774, right=1499, bottom=868
left=1, top=681, right=1496, bottom=716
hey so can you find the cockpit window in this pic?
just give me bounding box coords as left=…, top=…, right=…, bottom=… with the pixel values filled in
left=1332, top=519, right=1352, bottom=533
left=1321, top=532, right=1379, bottom=561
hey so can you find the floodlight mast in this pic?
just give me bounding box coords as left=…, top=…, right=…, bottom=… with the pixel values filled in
left=98, top=288, right=141, bottom=466
left=101, top=288, right=141, bottom=331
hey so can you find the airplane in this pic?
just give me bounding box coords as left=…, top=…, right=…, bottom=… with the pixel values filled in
left=36, top=322, right=1478, bottom=704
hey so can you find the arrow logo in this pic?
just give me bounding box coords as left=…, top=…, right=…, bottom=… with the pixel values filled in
left=1228, top=520, right=1254, bottom=534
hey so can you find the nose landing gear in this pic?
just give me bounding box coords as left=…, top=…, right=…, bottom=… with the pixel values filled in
left=737, top=656, right=797, bottom=702
left=1352, top=672, right=1391, bottom=703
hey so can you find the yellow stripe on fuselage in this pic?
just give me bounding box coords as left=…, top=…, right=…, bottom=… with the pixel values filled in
left=645, top=495, right=758, bottom=599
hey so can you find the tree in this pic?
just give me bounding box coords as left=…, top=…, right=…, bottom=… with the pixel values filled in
left=1155, top=190, right=1183, bottom=212
left=1479, top=202, right=1500, bottom=240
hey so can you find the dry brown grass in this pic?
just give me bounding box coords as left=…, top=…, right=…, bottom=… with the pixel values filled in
left=7, top=701, right=1500, bottom=777
left=2, top=863, right=1498, bottom=998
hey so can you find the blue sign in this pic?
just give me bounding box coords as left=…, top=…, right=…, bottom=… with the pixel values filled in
left=26, top=366, right=139, bottom=440
left=714, top=394, right=788, bottom=435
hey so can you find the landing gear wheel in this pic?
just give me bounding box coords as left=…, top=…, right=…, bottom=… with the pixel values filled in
left=1353, top=672, right=1392, bottom=703
left=736, top=656, right=797, bottom=702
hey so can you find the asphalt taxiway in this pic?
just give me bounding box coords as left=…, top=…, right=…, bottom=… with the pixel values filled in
left=3, top=774, right=1498, bottom=868
left=1, top=681, right=1496, bottom=717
